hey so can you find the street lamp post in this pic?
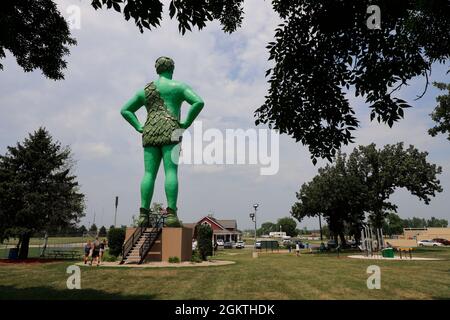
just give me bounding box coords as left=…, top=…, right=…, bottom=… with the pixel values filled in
left=249, top=204, right=259, bottom=249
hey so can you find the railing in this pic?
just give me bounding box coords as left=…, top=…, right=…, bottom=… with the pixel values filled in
left=138, top=214, right=165, bottom=264
left=120, top=225, right=144, bottom=264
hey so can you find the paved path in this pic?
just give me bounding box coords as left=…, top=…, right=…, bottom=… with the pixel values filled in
left=347, top=254, right=442, bottom=261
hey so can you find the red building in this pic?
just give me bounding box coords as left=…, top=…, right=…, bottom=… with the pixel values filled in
left=185, top=215, right=242, bottom=242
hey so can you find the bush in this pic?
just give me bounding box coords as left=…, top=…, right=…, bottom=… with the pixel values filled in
left=168, top=256, right=180, bottom=263
left=196, top=224, right=213, bottom=261
left=190, top=249, right=202, bottom=263
left=107, top=227, right=125, bottom=257
left=101, top=250, right=117, bottom=262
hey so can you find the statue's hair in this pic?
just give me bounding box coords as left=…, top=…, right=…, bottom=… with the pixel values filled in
left=155, top=56, right=175, bottom=74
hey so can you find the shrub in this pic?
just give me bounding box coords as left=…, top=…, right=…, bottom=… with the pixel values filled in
left=101, top=250, right=117, bottom=262
left=190, top=249, right=202, bottom=263
left=107, top=227, right=125, bottom=257
left=168, top=256, right=180, bottom=263
left=196, top=224, right=213, bottom=261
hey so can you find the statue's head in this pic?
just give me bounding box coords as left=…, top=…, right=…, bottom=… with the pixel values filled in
left=155, top=56, right=175, bottom=75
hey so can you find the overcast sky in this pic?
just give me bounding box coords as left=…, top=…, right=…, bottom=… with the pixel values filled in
left=0, top=0, right=449, bottom=230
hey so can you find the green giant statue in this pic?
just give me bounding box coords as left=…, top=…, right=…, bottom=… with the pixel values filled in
left=120, top=57, right=204, bottom=226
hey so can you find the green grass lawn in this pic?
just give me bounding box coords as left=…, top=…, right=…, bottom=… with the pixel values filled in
left=0, top=247, right=449, bottom=300
left=2, top=236, right=105, bottom=246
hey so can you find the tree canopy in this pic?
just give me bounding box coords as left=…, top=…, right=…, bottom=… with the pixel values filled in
left=1, top=0, right=76, bottom=79
left=256, top=0, right=450, bottom=162
left=429, top=82, right=450, bottom=140
left=291, top=143, right=442, bottom=243
left=257, top=222, right=277, bottom=236
left=276, top=217, right=298, bottom=237
left=383, top=212, right=448, bottom=236
left=0, top=128, right=85, bottom=258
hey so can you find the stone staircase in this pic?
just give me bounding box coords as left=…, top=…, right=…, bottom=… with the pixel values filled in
left=122, top=229, right=161, bottom=264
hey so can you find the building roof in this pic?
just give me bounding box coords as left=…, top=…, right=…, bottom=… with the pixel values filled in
left=213, top=229, right=241, bottom=235
left=216, top=219, right=237, bottom=230
left=184, top=217, right=240, bottom=233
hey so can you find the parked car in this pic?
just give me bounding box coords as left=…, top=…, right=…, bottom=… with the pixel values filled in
left=326, top=240, right=338, bottom=249
left=294, top=240, right=305, bottom=249
left=235, top=241, right=245, bottom=249
left=282, top=239, right=292, bottom=246
left=418, top=239, right=443, bottom=247
left=254, top=241, right=262, bottom=249
left=223, top=241, right=233, bottom=249
left=216, top=239, right=224, bottom=246
left=432, top=238, right=450, bottom=246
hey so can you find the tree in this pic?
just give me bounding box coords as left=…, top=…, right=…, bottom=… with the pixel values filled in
left=196, top=224, right=213, bottom=261
left=0, top=128, right=85, bottom=258
left=382, top=212, right=404, bottom=236
left=292, top=143, right=442, bottom=243
left=91, top=0, right=244, bottom=34
left=0, top=0, right=76, bottom=79
left=429, top=82, right=450, bottom=140
left=98, top=225, right=107, bottom=237
left=107, top=226, right=125, bottom=257
left=276, top=217, right=298, bottom=237
left=256, top=0, right=450, bottom=163
left=257, top=222, right=277, bottom=236
left=426, top=217, right=448, bottom=227
left=292, top=152, right=367, bottom=244
left=1, top=0, right=243, bottom=79
left=151, top=202, right=164, bottom=213
left=78, top=225, right=87, bottom=235
left=349, top=143, right=442, bottom=227
left=89, top=223, right=98, bottom=233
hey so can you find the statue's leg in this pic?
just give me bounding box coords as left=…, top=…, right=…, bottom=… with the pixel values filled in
left=141, top=146, right=162, bottom=210
left=162, top=143, right=181, bottom=226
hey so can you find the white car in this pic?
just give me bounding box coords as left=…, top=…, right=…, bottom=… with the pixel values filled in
left=235, top=241, right=245, bottom=249
left=216, top=239, right=224, bottom=246
left=417, top=240, right=443, bottom=247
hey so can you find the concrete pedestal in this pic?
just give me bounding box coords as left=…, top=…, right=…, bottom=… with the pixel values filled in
left=124, top=226, right=193, bottom=262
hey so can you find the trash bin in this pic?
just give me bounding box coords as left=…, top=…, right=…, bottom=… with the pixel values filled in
left=382, top=248, right=394, bottom=258
left=8, top=248, right=19, bottom=259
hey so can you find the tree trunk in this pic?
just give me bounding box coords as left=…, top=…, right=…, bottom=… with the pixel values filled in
left=339, top=232, right=347, bottom=246
left=18, top=232, right=31, bottom=259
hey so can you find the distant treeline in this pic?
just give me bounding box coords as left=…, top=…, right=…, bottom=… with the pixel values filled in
left=383, top=213, right=448, bottom=236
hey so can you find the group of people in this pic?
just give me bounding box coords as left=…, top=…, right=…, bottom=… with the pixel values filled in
left=84, top=237, right=107, bottom=266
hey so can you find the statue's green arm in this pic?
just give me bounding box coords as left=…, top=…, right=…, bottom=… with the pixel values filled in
left=180, top=85, right=204, bottom=129
left=120, top=89, right=146, bottom=133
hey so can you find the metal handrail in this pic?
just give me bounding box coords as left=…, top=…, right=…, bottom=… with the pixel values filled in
left=138, top=214, right=165, bottom=264
left=120, top=226, right=143, bottom=264
left=120, top=214, right=153, bottom=264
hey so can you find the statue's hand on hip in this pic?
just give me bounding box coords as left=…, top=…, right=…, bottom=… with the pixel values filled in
left=179, top=120, right=189, bottom=129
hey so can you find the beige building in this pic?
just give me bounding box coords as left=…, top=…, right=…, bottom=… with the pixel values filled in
left=401, top=227, right=450, bottom=241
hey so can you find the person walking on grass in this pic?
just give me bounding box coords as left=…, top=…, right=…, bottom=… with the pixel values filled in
left=295, top=242, right=300, bottom=257
left=90, top=237, right=100, bottom=266
left=84, top=240, right=92, bottom=264
left=99, top=239, right=106, bottom=264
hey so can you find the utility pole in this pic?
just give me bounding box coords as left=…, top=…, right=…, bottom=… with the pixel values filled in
left=114, top=196, right=119, bottom=227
